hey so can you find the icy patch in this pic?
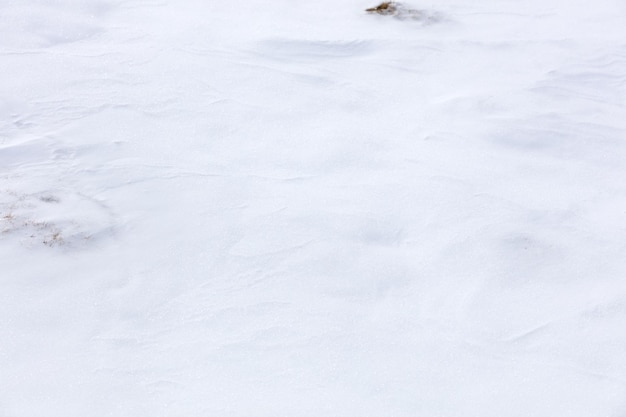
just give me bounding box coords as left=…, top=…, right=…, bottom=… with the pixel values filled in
left=0, top=189, right=116, bottom=249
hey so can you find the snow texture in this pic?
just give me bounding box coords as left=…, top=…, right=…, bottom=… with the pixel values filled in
left=1, top=0, right=626, bottom=416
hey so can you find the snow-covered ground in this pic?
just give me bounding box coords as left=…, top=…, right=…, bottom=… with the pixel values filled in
left=2, top=0, right=626, bottom=415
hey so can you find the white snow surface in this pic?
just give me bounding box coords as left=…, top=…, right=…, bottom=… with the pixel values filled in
left=2, top=0, right=626, bottom=415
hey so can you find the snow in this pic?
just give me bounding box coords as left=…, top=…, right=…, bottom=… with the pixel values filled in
left=1, top=0, right=626, bottom=415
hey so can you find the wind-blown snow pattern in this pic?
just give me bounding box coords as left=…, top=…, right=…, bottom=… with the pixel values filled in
left=1, top=0, right=626, bottom=416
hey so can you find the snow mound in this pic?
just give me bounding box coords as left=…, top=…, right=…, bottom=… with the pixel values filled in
left=0, top=0, right=116, bottom=49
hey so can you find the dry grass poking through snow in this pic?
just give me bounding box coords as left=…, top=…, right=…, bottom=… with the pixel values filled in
left=366, top=1, right=398, bottom=15
left=0, top=189, right=115, bottom=249
left=365, top=1, right=443, bottom=22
